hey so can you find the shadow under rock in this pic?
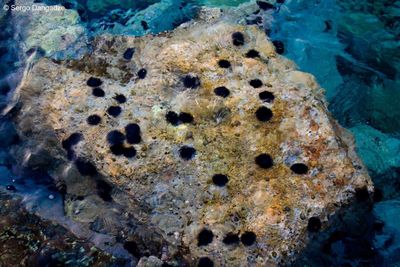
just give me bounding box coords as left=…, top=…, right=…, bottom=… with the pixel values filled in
left=289, top=190, right=385, bottom=267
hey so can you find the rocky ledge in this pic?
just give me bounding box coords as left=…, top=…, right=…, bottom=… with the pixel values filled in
left=11, top=15, right=372, bottom=266
left=0, top=191, right=116, bottom=266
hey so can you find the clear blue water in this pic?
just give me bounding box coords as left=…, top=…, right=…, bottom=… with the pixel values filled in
left=0, top=0, right=399, bottom=265
left=270, top=1, right=399, bottom=265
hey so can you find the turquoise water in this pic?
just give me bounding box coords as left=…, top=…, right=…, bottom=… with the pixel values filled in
left=0, top=0, right=399, bottom=265
left=271, top=1, right=399, bottom=265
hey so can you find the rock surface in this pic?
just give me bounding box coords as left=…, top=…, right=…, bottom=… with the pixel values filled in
left=12, top=0, right=88, bottom=60
left=0, top=190, right=116, bottom=266
left=12, top=16, right=372, bottom=266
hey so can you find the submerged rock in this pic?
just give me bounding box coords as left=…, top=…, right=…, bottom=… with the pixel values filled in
left=373, top=200, right=400, bottom=264
left=12, top=1, right=88, bottom=60
left=12, top=15, right=372, bottom=265
left=0, top=191, right=116, bottom=266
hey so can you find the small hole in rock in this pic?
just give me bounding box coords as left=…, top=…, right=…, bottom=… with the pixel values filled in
left=87, top=115, right=102, bottom=125
left=223, top=233, right=240, bottom=245
left=138, top=68, right=147, bottom=79
left=218, top=59, right=231, bottom=68
left=179, top=146, right=196, bottom=160
left=87, top=77, right=102, bottom=87
left=107, top=130, right=125, bottom=145
left=114, top=94, right=126, bottom=104
left=290, top=163, right=308, bottom=174
left=259, top=91, right=275, bottom=102
left=197, top=228, right=214, bottom=246
left=307, top=217, right=321, bottom=232
left=183, top=75, right=200, bottom=89
left=249, top=79, right=263, bottom=88
left=179, top=112, right=194, bottom=123
left=241, top=231, right=256, bottom=246
left=92, top=87, right=105, bottom=97
left=212, top=174, right=228, bottom=187
left=255, top=153, right=273, bottom=169
left=107, top=106, right=122, bottom=117
left=255, top=106, right=273, bottom=122
left=246, top=49, right=260, bottom=58
left=232, top=32, right=245, bottom=46
left=214, top=86, right=230, bottom=98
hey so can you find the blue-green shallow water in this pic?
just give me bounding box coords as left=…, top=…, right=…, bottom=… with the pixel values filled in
left=270, top=3, right=400, bottom=264
left=0, top=0, right=399, bottom=265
